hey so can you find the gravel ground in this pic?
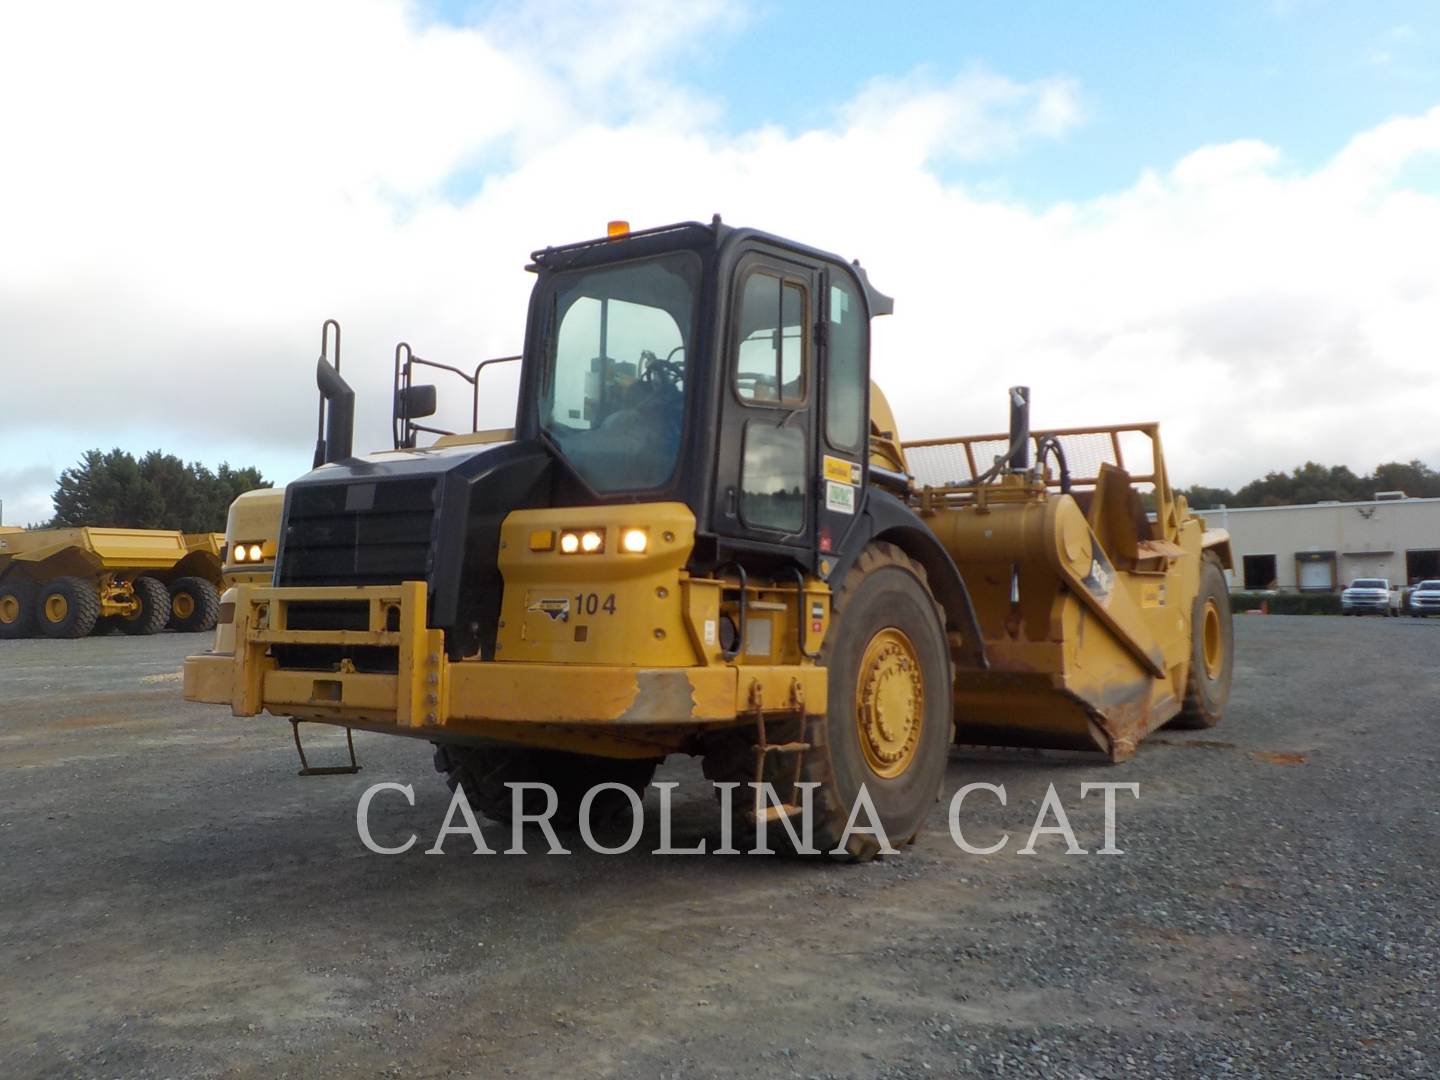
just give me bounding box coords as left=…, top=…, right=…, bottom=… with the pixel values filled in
left=0, top=616, right=1437, bottom=1078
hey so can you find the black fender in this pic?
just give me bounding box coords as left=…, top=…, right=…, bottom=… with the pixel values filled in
left=830, top=488, right=988, bottom=671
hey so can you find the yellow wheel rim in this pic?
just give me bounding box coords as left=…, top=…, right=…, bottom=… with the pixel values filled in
left=855, top=627, right=925, bottom=779
left=0, top=595, right=18, bottom=624
left=44, top=594, right=69, bottom=623
left=172, top=592, right=195, bottom=619
left=1201, top=598, right=1223, bottom=679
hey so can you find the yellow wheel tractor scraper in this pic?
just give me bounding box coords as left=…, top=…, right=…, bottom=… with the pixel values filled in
left=184, top=218, right=1234, bottom=858
left=0, top=526, right=226, bottom=639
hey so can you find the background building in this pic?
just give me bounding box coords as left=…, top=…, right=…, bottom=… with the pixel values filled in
left=1200, top=495, right=1440, bottom=592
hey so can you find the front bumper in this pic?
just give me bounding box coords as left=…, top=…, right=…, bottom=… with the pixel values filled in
left=183, top=582, right=826, bottom=742
left=1342, top=597, right=1388, bottom=613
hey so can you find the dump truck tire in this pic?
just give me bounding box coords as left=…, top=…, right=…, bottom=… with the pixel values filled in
left=1173, top=554, right=1234, bottom=729
left=0, top=576, right=39, bottom=639
left=703, top=542, right=953, bottom=860
left=119, top=576, right=171, bottom=636
left=168, top=576, right=221, bottom=633
left=36, top=576, right=101, bottom=638
left=431, top=744, right=659, bottom=829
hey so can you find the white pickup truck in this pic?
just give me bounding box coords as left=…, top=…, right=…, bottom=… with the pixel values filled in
left=1341, top=578, right=1401, bottom=617
left=1408, top=579, right=1440, bottom=617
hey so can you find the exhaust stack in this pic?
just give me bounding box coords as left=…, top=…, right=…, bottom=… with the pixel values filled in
left=1007, top=385, right=1030, bottom=472
left=312, top=319, right=354, bottom=467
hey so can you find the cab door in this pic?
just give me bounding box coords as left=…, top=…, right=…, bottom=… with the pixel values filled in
left=711, top=251, right=820, bottom=558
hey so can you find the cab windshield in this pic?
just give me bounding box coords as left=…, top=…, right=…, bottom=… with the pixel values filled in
left=538, top=253, right=699, bottom=493
left=1351, top=579, right=1387, bottom=589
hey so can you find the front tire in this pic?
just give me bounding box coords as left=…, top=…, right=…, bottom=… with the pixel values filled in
left=119, top=576, right=171, bottom=635
left=431, top=744, right=659, bottom=828
left=1172, top=554, right=1234, bottom=729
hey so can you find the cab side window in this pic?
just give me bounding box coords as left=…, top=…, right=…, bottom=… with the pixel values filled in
left=824, top=278, right=865, bottom=452
left=735, top=271, right=807, bottom=405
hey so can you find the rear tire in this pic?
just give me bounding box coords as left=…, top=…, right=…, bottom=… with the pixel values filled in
left=1172, top=554, right=1233, bottom=729
left=167, top=576, right=221, bottom=633
left=119, top=576, right=171, bottom=636
left=431, top=744, right=659, bottom=828
left=703, top=542, right=953, bottom=861
left=0, top=575, right=38, bottom=639
left=36, top=576, right=101, bottom=638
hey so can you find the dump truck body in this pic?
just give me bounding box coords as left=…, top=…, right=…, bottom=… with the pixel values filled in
left=0, top=526, right=189, bottom=573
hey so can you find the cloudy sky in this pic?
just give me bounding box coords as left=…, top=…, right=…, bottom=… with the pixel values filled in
left=3, top=1, right=1439, bottom=525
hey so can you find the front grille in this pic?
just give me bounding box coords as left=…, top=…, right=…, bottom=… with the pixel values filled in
left=277, top=479, right=438, bottom=587
left=285, top=600, right=370, bottom=632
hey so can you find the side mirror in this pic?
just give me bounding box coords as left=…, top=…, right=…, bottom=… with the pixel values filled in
left=395, top=384, right=438, bottom=421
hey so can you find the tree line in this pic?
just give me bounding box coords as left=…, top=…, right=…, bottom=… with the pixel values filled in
left=43, top=449, right=270, bottom=533
left=1180, top=460, right=1440, bottom=509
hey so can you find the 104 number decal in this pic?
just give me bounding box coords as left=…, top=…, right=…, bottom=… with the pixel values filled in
left=575, top=592, right=617, bottom=616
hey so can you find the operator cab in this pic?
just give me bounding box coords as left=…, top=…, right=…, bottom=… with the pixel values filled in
left=515, top=218, right=893, bottom=576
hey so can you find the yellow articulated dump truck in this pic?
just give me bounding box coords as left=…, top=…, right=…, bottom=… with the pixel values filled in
left=184, top=218, right=1234, bottom=858
left=0, top=526, right=225, bottom=639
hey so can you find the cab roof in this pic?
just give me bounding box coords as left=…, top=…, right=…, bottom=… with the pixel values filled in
left=528, top=216, right=894, bottom=317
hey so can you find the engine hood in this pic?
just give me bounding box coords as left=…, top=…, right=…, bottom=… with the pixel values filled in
left=277, top=438, right=553, bottom=658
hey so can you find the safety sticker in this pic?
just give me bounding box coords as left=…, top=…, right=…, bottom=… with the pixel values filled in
left=825, top=480, right=855, bottom=515
left=823, top=455, right=861, bottom=486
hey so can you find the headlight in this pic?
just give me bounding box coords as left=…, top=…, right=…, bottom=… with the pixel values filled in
left=558, top=529, right=605, bottom=554
left=620, top=528, right=648, bottom=554
left=231, top=542, right=267, bottom=564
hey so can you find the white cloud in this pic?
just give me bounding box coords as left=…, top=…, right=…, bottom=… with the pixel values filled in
left=2, top=0, right=1439, bottom=530
left=841, top=66, right=1084, bottom=163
